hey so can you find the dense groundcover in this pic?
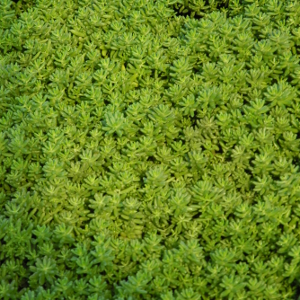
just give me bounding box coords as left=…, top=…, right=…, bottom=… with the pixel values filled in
left=1, top=0, right=300, bottom=298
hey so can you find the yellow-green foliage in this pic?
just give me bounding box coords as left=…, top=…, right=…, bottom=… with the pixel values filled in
left=1, top=0, right=300, bottom=299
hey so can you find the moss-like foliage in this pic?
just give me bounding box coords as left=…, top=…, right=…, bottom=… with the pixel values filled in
left=1, top=0, right=300, bottom=299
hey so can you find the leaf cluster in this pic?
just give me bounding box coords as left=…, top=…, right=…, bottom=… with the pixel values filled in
left=1, top=0, right=300, bottom=299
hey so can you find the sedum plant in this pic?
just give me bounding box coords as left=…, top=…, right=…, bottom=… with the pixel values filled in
left=1, top=0, right=300, bottom=299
